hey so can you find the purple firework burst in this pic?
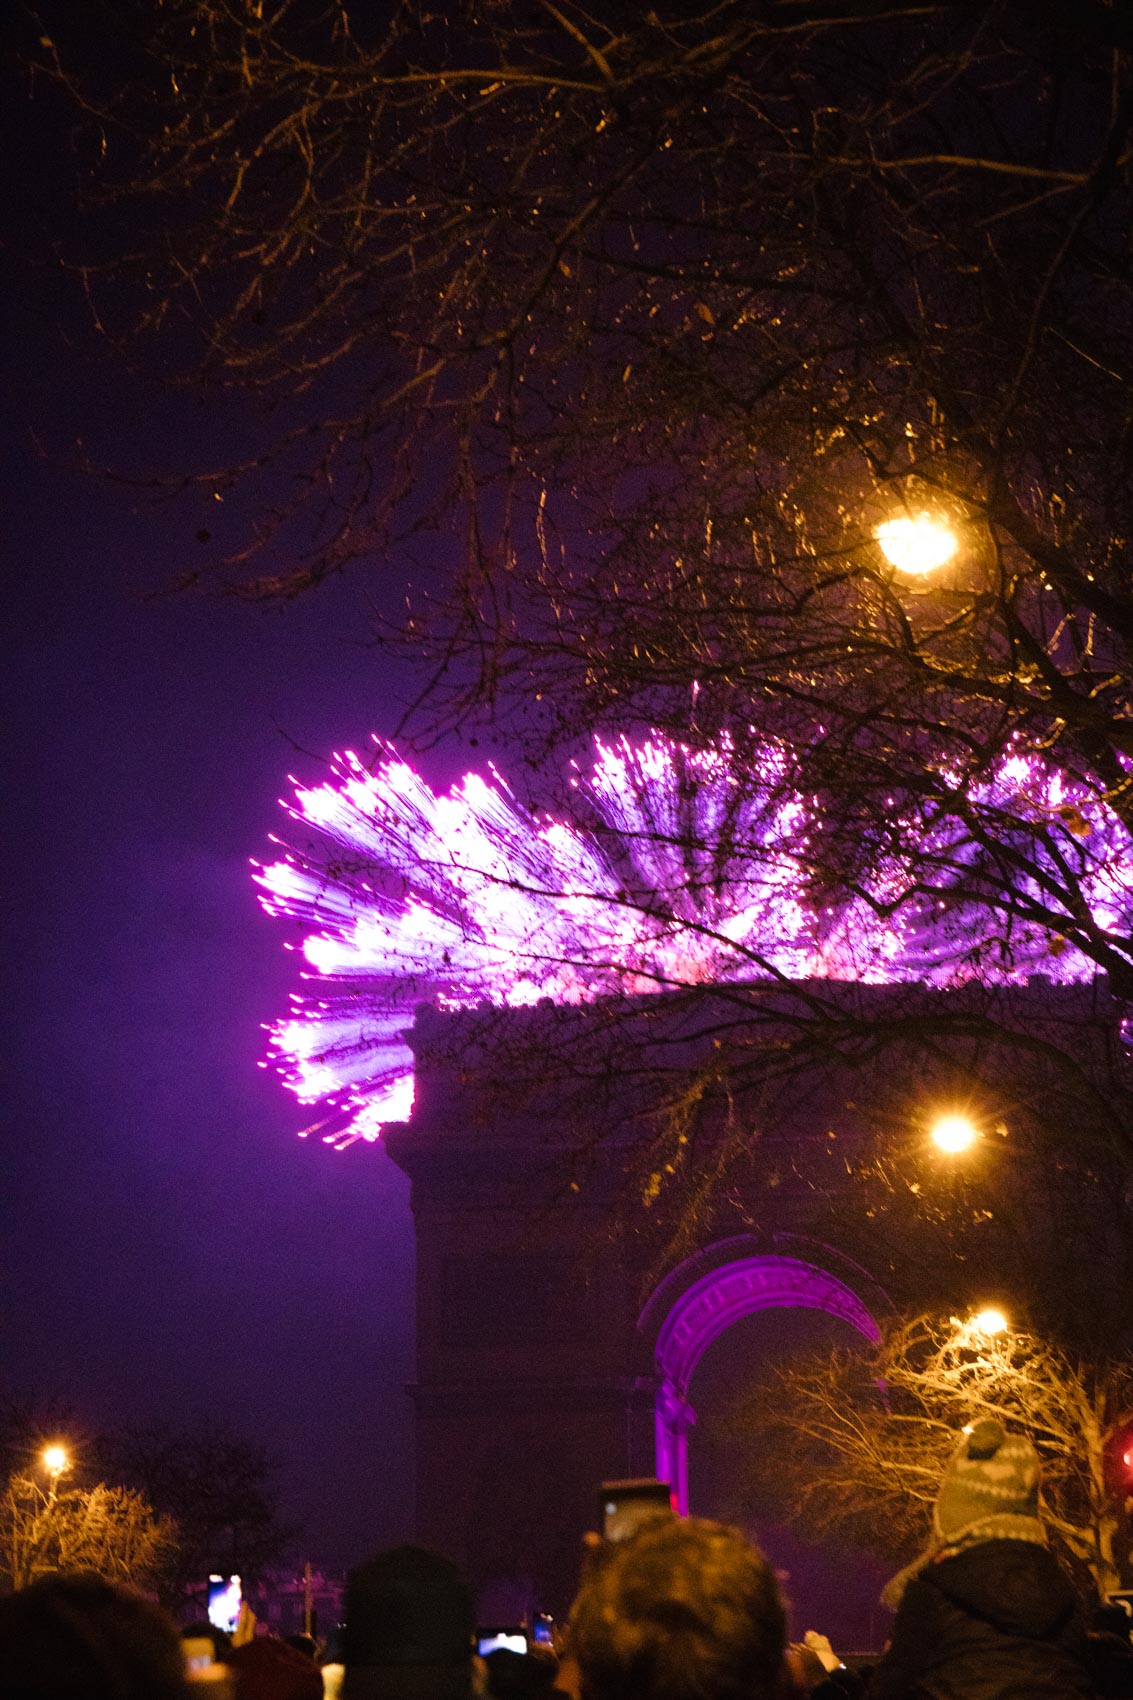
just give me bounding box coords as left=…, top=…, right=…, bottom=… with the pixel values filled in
left=254, top=733, right=1131, bottom=1146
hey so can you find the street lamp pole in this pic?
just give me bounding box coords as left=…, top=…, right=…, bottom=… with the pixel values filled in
left=42, top=1445, right=69, bottom=1505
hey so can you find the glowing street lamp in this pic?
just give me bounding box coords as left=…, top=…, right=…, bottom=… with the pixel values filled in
left=971, top=1307, right=1009, bottom=1337
left=875, top=513, right=958, bottom=575
left=930, top=1113, right=979, bottom=1155
left=42, top=1445, right=68, bottom=1479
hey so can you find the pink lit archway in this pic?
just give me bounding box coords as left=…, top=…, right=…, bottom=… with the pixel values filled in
left=649, top=1255, right=881, bottom=1511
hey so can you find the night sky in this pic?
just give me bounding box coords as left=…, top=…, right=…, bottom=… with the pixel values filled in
left=0, top=18, right=889, bottom=1605
left=2, top=89, right=431, bottom=1559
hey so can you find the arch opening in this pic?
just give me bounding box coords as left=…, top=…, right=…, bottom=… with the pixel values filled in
left=649, top=1255, right=881, bottom=1511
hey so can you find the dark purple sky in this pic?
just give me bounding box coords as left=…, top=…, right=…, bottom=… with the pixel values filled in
left=0, top=24, right=883, bottom=1600
left=1, top=119, right=435, bottom=1561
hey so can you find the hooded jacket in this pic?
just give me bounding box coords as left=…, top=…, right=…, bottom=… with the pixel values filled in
left=867, top=1538, right=1094, bottom=1700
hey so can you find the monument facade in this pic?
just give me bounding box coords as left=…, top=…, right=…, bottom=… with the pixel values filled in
left=385, top=979, right=1120, bottom=1617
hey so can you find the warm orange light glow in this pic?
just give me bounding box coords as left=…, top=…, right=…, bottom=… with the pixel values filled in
left=971, top=1307, right=1009, bottom=1336
left=42, top=1445, right=69, bottom=1478
left=930, top=1113, right=978, bottom=1154
left=875, top=513, right=958, bottom=575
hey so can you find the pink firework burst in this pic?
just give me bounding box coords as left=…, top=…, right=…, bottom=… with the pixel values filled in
left=254, top=733, right=1132, bottom=1147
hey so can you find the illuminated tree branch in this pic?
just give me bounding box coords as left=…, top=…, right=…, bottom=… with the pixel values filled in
left=735, top=1313, right=1133, bottom=1595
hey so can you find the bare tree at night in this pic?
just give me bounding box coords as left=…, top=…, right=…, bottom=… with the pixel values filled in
left=101, top=1425, right=294, bottom=1608
left=732, top=1311, right=1133, bottom=1596
left=40, top=4, right=1133, bottom=1167
left=0, top=1472, right=176, bottom=1593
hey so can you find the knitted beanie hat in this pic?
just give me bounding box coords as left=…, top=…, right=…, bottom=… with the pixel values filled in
left=932, top=1419, right=1044, bottom=1546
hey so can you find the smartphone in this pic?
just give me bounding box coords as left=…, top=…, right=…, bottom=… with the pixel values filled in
left=181, top=1637, right=214, bottom=1674
left=477, top=1627, right=528, bottom=1655
left=599, top=1478, right=674, bottom=1543
left=207, top=1574, right=243, bottom=1634
left=531, top=1612, right=554, bottom=1647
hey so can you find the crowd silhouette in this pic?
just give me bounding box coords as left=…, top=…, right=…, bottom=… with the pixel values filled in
left=2, top=1420, right=1130, bottom=1699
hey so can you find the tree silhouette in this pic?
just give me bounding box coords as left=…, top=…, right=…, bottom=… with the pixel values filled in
left=101, top=1425, right=295, bottom=1609
left=39, top=1, right=1133, bottom=1159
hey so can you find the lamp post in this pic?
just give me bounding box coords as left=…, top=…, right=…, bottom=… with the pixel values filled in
left=42, top=1445, right=69, bottom=1502
left=14, top=1445, right=73, bottom=1587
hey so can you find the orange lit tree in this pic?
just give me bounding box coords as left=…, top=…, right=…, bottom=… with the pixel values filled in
left=733, top=1311, right=1133, bottom=1597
